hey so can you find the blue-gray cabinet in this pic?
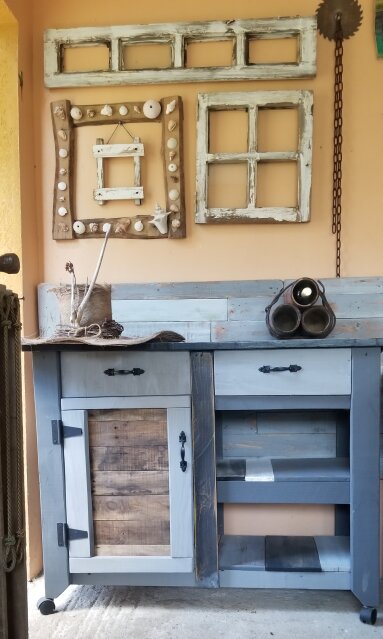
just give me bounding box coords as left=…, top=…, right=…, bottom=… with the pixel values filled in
left=26, top=343, right=381, bottom=624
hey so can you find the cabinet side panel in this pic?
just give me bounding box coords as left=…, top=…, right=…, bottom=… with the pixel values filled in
left=191, top=352, right=218, bottom=587
left=350, top=347, right=381, bottom=607
left=32, top=352, right=69, bottom=599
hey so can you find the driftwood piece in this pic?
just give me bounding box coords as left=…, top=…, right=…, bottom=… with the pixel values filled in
left=51, top=96, right=185, bottom=240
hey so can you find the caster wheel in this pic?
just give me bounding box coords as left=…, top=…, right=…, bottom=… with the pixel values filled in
left=359, top=606, right=377, bottom=625
left=37, top=597, right=56, bottom=615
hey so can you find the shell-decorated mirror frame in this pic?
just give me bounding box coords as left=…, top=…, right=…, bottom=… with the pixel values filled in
left=50, top=96, right=185, bottom=240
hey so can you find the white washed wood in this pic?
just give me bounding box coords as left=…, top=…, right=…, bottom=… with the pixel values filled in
left=206, top=151, right=299, bottom=163
left=37, top=284, right=61, bottom=337
left=112, top=298, right=228, bottom=322
left=212, top=318, right=383, bottom=342
left=195, top=91, right=313, bottom=224
left=95, top=151, right=105, bottom=206
left=133, top=137, right=142, bottom=206
left=69, top=556, right=193, bottom=574
left=167, top=408, right=193, bottom=558
left=256, top=411, right=337, bottom=434
left=112, top=279, right=283, bottom=299
left=61, top=351, right=191, bottom=397
left=222, top=433, right=336, bottom=459
left=92, top=140, right=144, bottom=206
left=219, top=571, right=350, bottom=590
left=62, top=410, right=94, bottom=558
left=212, top=320, right=272, bottom=341
left=214, top=349, right=351, bottom=396
left=248, top=105, right=257, bottom=207
left=61, top=396, right=191, bottom=411
left=228, top=297, right=282, bottom=321
left=202, top=208, right=299, bottom=222
left=44, top=17, right=317, bottom=87
left=93, top=186, right=144, bottom=201
left=119, top=321, right=211, bottom=343
left=222, top=411, right=337, bottom=435
left=92, top=143, right=144, bottom=158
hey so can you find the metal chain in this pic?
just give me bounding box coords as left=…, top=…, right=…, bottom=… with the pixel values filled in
left=332, top=13, right=344, bottom=278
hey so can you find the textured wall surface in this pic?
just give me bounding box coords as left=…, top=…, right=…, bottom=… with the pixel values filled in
left=34, top=0, right=383, bottom=284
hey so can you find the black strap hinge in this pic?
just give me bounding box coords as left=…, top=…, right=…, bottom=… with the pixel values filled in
left=52, top=420, right=83, bottom=445
left=57, top=523, right=88, bottom=548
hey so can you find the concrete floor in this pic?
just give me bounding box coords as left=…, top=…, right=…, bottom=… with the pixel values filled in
left=28, top=577, right=382, bottom=639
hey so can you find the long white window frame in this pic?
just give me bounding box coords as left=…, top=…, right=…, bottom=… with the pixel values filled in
left=44, top=17, right=317, bottom=87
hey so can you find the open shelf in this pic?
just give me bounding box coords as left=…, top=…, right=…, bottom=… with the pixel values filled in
left=218, top=534, right=351, bottom=589
left=216, top=457, right=350, bottom=504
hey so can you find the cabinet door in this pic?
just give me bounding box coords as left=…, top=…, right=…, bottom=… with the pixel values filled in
left=61, top=405, right=193, bottom=574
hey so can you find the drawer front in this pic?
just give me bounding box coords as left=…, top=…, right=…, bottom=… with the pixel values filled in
left=214, top=349, right=351, bottom=396
left=61, top=351, right=190, bottom=397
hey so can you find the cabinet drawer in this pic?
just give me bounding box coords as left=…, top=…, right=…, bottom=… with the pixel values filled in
left=214, top=349, right=351, bottom=396
left=61, top=351, right=190, bottom=397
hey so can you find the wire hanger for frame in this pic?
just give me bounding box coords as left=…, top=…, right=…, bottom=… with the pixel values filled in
left=105, top=121, right=136, bottom=144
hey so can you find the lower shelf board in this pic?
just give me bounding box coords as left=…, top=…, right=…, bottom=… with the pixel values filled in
left=219, top=535, right=350, bottom=572
left=218, top=535, right=351, bottom=590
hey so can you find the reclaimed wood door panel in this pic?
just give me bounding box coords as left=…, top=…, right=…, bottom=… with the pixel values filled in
left=91, top=470, right=169, bottom=496
left=93, top=519, right=170, bottom=546
left=88, top=408, right=167, bottom=444
left=90, top=445, right=169, bottom=471
left=94, top=544, right=170, bottom=556
left=62, top=403, right=193, bottom=568
left=92, top=495, right=169, bottom=520
left=89, top=405, right=170, bottom=556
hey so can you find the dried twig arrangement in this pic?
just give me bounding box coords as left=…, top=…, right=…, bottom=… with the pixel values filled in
left=56, top=223, right=123, bottom=338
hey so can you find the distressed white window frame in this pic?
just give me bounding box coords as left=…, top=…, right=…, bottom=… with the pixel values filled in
left=195, top=91, right=313, bottom=224
left=44, top=17, right=317, bottom=88
left=93, top=138, right=144, bottom=205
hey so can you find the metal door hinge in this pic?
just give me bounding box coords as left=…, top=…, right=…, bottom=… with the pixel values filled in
left=57, top=523, right=88, bottom=548
left=52, top=419, right=83, bottom=445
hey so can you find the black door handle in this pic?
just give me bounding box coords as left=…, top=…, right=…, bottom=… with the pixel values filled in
left=179, top=431, right=187, bottom=472
left=104, top=367, right=145, bottom=376
left=258, top=365, right=302, bottom=374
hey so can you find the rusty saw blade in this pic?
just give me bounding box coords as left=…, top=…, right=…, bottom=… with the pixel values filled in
left=316, top=0, right=363, bottom=40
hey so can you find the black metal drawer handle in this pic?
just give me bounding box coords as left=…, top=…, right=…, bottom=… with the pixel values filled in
left=104, top=367, right=145, bottom=377
left=258, top=364, right=302, bottom=374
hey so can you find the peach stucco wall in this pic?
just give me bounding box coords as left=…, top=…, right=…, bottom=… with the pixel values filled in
left=34, top=0, right=383, bottom=285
